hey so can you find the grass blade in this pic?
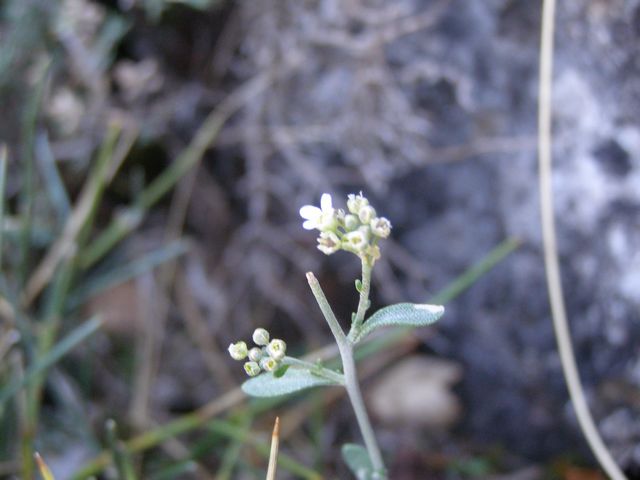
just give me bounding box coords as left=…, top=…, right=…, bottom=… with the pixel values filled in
left=35, top=132, right=71, bottom=227
left=34, top=452, right=55, bottom=480
left=0, top=316, right=102, bottom=409
left=66, top=240, right=189, bottom=310
left=0, top=144, right=7, bottom=273
left=106, top=419, right=138, bottom=480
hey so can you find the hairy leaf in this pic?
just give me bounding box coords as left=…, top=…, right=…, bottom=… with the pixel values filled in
left=242, top=368, right=338, bottom=398
left=341, top=444, right=376, bottom=480
left=355, top=303, right=444, bottom=342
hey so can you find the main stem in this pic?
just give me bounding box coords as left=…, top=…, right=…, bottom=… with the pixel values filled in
left=339, top=342, right=386, bottom=474
left=306, top=272, right=386, bottom=475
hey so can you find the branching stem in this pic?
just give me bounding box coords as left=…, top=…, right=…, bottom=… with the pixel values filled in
left=306, top=271, right=386, bottom=477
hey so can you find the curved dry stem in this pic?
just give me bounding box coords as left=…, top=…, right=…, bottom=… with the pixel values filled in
left=538, top=1, right=626, bottom=478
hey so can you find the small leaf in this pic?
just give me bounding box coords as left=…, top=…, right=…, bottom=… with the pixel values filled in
left=355, top=279, right=363, bottom=292
left=341, top=444, right=375, bottom=480
left=355, top=303, right=444, bottom=342
left=273, top=364, right=290, bottom=378
left=242, top=369, right=338, bottom=398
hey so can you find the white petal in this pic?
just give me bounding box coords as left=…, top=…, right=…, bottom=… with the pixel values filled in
left=320, top=193, right=332, bottom=211
left=300, top=205, right=321, bottom=220
left=302, top=219, right=317, bottom=230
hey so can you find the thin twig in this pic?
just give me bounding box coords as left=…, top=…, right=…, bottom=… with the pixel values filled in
left=538, top=1, right=626, bottom=479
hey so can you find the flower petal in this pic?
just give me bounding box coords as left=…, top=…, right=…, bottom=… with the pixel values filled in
left=300, top=205, right=321, bottom=220
left=302, top=219, right=317, bottom=230
left=320, top=193, right=332, bottom=211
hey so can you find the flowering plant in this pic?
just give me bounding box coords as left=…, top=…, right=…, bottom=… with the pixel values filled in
left=229, top=193, right=444, bottom=479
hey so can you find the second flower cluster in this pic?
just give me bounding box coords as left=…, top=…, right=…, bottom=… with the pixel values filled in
left=228, top=328, right=287, bottom=377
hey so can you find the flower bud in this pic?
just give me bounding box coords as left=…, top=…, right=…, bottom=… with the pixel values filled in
left=244, top=361, right=261, bottom=377
left=370, top=217, right=391, bottom=238
left=266, top=339, right=287, bottom=361
left=248, top=347, right=263, bottom=362
left=252, top=328, right=270, bottom=346
left=344, top=227, right=369, bottom=253
left=344, top=214, right=359, bottom=230
left=358, top=206, right=376, bottom=224
left=260, top=356, right=278, bottom=372
left=317, top=231, right=340, bottom=255
left=347, top=193, right=369, bottom=215
left=228, top=341, right=248, bottom=361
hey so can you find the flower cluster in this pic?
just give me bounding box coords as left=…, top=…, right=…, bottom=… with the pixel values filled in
left=300, top=193, right=391, bottom=262
left=228, top=328, right=287, bottom=377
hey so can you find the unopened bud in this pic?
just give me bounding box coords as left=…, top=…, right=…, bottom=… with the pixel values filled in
left=370, top=217, right=391, bottom=238
left=248, top=347, right=263, bottom=362
left=260, top=356, right=278, bottom=372
left=228, top=341, right=248, bottom=361
left=244, top=361, right=261, bottom=377
left=344, top=214, right=359, bottom=230
left=358, top=206, right=376, bottom=224
left=252, top=328, right=270, bottom=346
left=266, top=339, right=286, bottom=361
left=347, top=193, right=369, bottom=215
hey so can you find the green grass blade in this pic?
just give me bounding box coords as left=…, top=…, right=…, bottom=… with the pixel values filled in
left=0, top=316, right=102, bottom=409
left=431, top=237, right=520, bottom=304
left=106, top=419, right=138, bottom=480
left=149, top=461, right=198, bottom=480
left=66, top=240, right=189, bottom=310
left=18, top=61, right=49, bottom=286
left=35, top=132, right=71, bottom=227
left=0, top=144, right=7, bottom=272
left=215, top=415, right=253, bottom=480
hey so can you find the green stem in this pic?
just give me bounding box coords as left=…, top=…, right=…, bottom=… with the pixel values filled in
left=282, top=356, right=344, bottom=384
left=348, top=259, right=372, bottom=342
left=306, top=271, right=386, bottom=476
left=340, top=342, right=386, bottom=475
left=305, top=272, right=347, bottom=345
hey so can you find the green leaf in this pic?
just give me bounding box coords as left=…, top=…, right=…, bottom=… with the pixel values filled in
left=341, top=444, right=375, bottom=480
left=355, top=279, right=363, bottom=292
left=354, top=303, right=444, bottom=343
left=273, top=364, right=290, bottom=378
left=241, top=369, right=338, bottom=398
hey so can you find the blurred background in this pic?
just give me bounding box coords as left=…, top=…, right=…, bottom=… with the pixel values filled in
left=0, top=0, right=639, bottom=478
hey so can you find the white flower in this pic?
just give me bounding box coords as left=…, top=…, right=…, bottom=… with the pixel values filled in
left=244, top=361, right=261, bottom=377
left=343, top=227, right=369, bottom=253
left=228, top=341, right=248, bottom=361
left=299, top=193, right=337, bottom=231
left=370, top=217, right=391, bottom=238
left=260, top=356, right=278, bottom=372
left=252, top=328, right=270, bottom=346
left=358, top=205, right=376, bottom=224
left=317, top=231, right=341, bottom=255
left=266, top=339, right=287, bottom=361
left=248, top=347, right=263, bottom=362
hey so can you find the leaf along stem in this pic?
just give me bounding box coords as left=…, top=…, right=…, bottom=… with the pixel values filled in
left=282, top=356, right=344, bottom=384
